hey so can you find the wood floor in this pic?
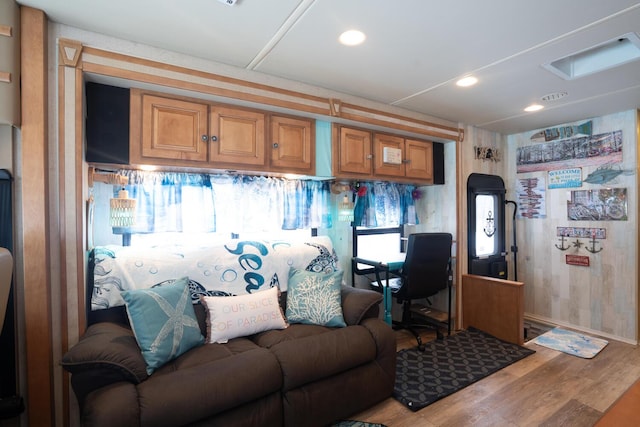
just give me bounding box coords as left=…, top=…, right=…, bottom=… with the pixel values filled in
left=350, top=328, right=640, bottom=427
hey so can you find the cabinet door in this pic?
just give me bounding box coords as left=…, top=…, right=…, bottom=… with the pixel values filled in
left=405, top=139, right=433, bottom=181
left=140, top=94, right=209, bottom=162
left=209, top=106, right=266, bottom=168
left=373, top=133, right=405, bottom=178
left=270, top=115, right=314, bottom=173
left=336, top=126, right=372, bottom=176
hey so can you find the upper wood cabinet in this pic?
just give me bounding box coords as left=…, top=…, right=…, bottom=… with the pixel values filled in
left=269, top=115, right=315, bottom=174
left=404, top=138, right=434, bottom=180
left=374, top=133, right=433, bottom=181
left=333, top=126, right=373, bottom=176
left=130, top=89, right=315, bottom=174
left=209, top=105, right=266, bottom=169
left=139, top=93, right=209, bottom=163
left=333, top=125, right=434, bottom=184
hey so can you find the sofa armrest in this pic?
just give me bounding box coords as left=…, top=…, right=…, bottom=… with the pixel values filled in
left=61, top=322, right=148, bottom=403
left=340, top=285, right=382, bottom=326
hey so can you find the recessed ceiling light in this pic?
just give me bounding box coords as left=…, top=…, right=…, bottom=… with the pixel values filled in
left=339, top=30, right=366, bottom=46
left=524, top=104, right=544, bottom=112
left=456, top=76, right=478, bottom=87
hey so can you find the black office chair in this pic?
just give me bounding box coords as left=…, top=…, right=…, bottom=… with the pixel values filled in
left=371, top=232, right=453, bottom=350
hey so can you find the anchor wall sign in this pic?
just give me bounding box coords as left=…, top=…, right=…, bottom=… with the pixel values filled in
left=555, top=226, right=604, bottom=254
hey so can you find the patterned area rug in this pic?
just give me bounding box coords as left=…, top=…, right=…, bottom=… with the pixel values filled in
left=394, top=327, right=535, bottom=411
left=529, top=327, right=608, bottom=358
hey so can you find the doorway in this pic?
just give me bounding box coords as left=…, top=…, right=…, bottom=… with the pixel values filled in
left=467, top=173, right=507, bottom=279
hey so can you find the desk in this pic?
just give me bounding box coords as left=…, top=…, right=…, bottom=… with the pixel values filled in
left=352, top=253, right=405, bottom=325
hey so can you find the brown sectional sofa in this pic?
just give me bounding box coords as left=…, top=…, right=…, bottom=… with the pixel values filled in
left=62, top=285, right=397, bottom=427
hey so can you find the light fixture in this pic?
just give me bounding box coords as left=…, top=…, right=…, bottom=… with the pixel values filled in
left=110, top=187, right=136, bottom=228
left=456, top=76, right=478, bottom=87
left=339, top=30, right=366, bottom=46
left=88, top=167, right=137, bottom=228
left=524, top=104, right=544, bottom=112
left=543, top=32, right=640, bottom=80
left=338, top=194, right=354, bottom=223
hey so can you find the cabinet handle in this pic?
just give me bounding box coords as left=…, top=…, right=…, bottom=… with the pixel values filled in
left=402, top=159, right=411, bottom=164
left=273, top=142, right=279, bottom=148
left=366, top=154, right=373, bottom=160
left=210, top=135, right=218, bottom=142
left=201, top=135, right=208, bottom=142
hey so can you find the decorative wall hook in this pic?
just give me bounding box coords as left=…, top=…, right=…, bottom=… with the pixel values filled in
left=555, top=235, right=570, bottom=251
left=585, top=236, right=603, bottom=254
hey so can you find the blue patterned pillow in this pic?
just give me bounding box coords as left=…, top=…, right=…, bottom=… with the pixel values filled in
left=285, top=268, right=345, bottom=327
left=121, top=277, right=204, bottom=374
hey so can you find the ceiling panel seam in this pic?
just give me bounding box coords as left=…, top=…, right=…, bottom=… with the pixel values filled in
left=246, top=0, right=316, bottom=70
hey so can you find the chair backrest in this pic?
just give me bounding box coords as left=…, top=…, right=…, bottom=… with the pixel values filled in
left=401, top=233, right=452, bottom=300
left=0, top=247, right=13, bottom=332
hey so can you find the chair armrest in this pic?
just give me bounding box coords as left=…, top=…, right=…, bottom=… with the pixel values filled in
left=341, top=285, right=383, bottom=326
left=61, top=322, right=148, bottom=403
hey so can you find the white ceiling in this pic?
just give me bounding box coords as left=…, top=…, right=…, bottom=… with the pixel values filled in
left=16, top=0, right=640, bottom=135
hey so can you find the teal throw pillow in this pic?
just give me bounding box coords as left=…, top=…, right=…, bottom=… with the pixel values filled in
left=286, top=268, right=346, bottom=327
left=121, top=277, right=204, bottom=374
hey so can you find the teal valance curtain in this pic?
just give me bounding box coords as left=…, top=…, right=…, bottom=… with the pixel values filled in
left=352, top=182, right=419, bottom=227
left=118, top=170, right=331, bottom=234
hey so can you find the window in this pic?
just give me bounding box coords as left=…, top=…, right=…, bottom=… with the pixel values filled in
left=91, top=170, right=331, bottom=247
left=474, top=194, right=498, bottom=257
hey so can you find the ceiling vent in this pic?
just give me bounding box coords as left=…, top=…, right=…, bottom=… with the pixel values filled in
left=543, top=32, right=640, bottom=80
left=541, top=91, right=568, bottom=102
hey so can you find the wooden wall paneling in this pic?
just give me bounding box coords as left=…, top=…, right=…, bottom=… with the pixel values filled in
left=20, top=6, right=54, bottom=426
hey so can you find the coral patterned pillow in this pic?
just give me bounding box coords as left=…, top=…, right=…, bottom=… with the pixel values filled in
left=285, top=268, right=345, bottom=327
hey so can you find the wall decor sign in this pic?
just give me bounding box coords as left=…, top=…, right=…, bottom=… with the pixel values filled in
left=582, top=164, right=634, bottom=185
left=567, top=188, right=627, bottom=221
left=548, top=168, right=582, bottom=189
left=516, top=177, right=546, bottom=219
left=556, top=227, right=606, bottom=239
left=474, top=146, right=501, bottom=162
left=566, top=254, right=590, bottom=267
left=516, top=130, right=622, bottom=173
left=530, top=121, right=592, bottom=142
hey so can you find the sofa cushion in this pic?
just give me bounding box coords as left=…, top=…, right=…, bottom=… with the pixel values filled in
left=121, top=277, right=204, bottom=374
left=200, top=286, right=288, bottom=344
left=153, top=337, right=261, bottom=374
left=285, top=268, right=345, bottom=327
left=61, top=322, right=148, bottom=384
left=267, top=324, right=377, bottom=391
left=136, top=346, right=282, bottom=426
